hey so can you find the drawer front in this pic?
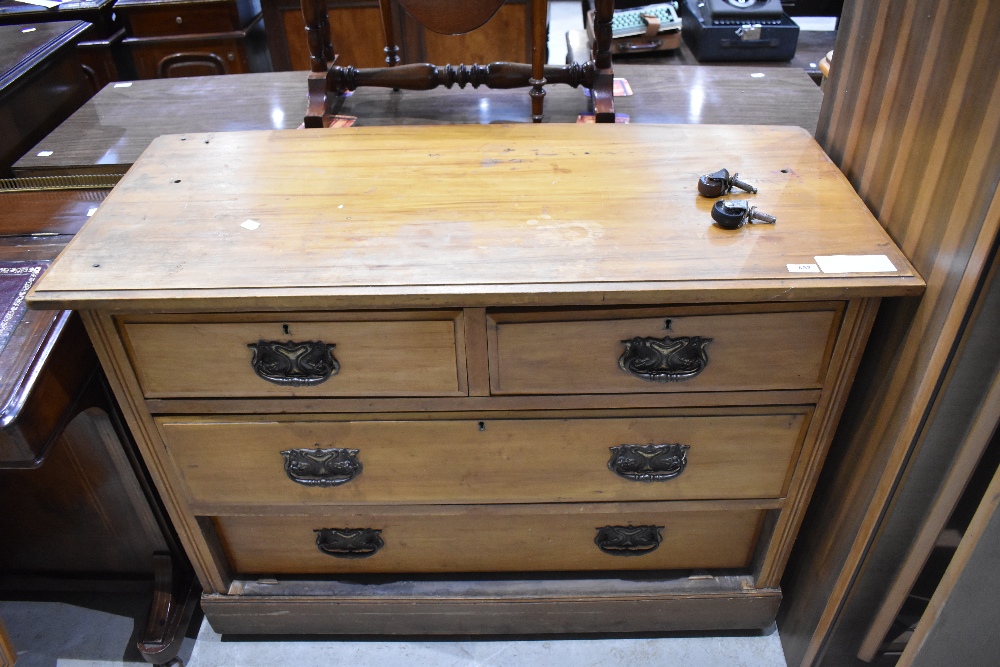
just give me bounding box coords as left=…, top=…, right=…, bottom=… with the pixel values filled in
left=127, top=6, right=243, bottom=37
left=123, top=313, right=465, bottom=398
left=488, top=305, right=841, bottom=395
left=128, top=39, right=249, bottom=78
left=214, top=505, right=766, bottom=574
left=158, top=412, right=807, bottom=506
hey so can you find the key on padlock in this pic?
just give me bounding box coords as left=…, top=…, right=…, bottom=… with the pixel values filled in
left=711, top=199, right=776, bottom=230
left=698, top=168, right=758, bottom=197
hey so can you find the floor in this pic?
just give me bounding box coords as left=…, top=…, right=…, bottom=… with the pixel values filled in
left=0, top=5, right=838, bottom=666
left=0, top=592, right=787, bottom=667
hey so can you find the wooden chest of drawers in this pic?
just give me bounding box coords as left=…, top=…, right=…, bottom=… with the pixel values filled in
left=116, top=0, right=271, bottom=78
left=28, top=124, right=923, bottom=634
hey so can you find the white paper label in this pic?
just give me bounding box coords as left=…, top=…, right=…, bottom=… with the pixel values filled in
left=87, top=207, right=98, bottom=217
left=21, top=27, right=37, bottom=33
left=815, top=255, right=897, bottom=273
left=751, top=73, right=766, bottom=78
left=240, top=219, right=260, bottom=230
left=36, top=150, right=53, bottom=157
left=787, top=263, right=820, bottom=273
left=114, top=82, right=133, bottom=88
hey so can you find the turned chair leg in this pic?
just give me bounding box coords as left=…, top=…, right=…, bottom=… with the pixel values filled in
left=530, top=0, right=548, bottom=122
left=592, top=0, right=615, bottom=122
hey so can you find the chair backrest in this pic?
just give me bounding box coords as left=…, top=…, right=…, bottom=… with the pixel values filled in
left=395, top=0, right=509, bottom=35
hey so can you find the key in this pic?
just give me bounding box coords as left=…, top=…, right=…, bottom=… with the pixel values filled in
left=711, top=199, right=777, bottom=230
left=698, top=168, right=758, bottom=197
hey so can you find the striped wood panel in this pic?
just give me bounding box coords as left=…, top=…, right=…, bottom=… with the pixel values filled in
left=778, top=1, right=1000, bottom=665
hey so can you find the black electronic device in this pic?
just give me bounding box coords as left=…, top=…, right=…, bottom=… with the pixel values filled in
left=681, top=0, right=799, bottom=61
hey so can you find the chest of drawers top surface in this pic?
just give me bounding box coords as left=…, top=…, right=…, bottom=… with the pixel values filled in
left=27, top=124, right=921, bottom=312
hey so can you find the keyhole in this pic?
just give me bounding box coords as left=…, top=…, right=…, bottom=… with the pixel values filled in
left=664, top=319, right=673, bottom=330
left=478, top=421, right=486, bottom=431
left=282, top=324, right=290, bottom=335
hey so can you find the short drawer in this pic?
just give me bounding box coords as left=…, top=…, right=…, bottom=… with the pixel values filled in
left=487, top=304, right=841, bottom=394
left=122, top=312, right=466, bottom=398
left=213, top=503, right=767, bottom=574
left=158, top=412, right=808, bottom=507
left=126, top=6, right=244, bottom=37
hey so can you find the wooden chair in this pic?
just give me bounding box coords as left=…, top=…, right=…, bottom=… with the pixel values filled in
left=301, top=0, right=616, bottom=127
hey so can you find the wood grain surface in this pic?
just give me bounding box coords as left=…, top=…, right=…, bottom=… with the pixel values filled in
left=156, top=411, right=808, bottom=507
left=12, top=65, right=822, bottom=176
left=27, top=124, right=920, bottom=311
left=488, top=305, right=839, bottom=394
left=122, top=313, right=465, bottom=398
left=213, top=504, right=766, bottom=574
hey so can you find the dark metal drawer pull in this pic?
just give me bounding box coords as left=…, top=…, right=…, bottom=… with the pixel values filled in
left=618, top=335, right=712, bottom=382
left=315, top=528, right=383, bottom=559
left=281, top=447, right=362, bottom=487
left=248, top=340, right=339, bottom=386
left=595, top=524, right=664, bottom=556
left=608, top=443, right=689, bottom=482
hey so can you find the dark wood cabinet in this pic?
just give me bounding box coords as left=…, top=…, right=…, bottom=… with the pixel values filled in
left=0, top=0, right=131, bottom=91
left=116, top=0, right=272, bottom=78
left=0, top=23, right=92, bottom=177
left=262, top=0, right=531, bottom=72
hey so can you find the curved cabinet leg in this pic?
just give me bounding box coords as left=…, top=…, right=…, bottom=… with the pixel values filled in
left=137, top=553, right=201, bottom=666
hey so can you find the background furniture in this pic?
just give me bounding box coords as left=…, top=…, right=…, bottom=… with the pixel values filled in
left=776, top=0, right=1000, bottom=665
left=572, top=3, right=836, bottom=84
left=0, top=182, right=199, bottom=665
left=300, top=0, right=614, bottom=125
left=27, top=123, right=921, bottom=636
left=116, top=0, right=271, bottom=77
left=11, top=64, right=821, bottom=177
left=0, top=22, right=92, bottom=177
left=0, top=0, right=132, bottom=91
left=0, top=618, right=11, bottom=667
left=263, top=0, right=533, bottom=71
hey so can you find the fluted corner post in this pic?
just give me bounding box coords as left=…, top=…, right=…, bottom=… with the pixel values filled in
left=378, top=0, right=401, bottom=67
left=302, top=0, right=334, bottom=73
left=591, top=0, right=615, bottom=123
left=529, top=0, right=548, bottom=122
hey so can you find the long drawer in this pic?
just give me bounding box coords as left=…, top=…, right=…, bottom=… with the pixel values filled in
left=158, top=412, right=809, bottom=506
left=213, top=504, right=767, bottom=574
left=121, top=311, right=466, bottom=398
left=487, top=304, right=842, bottom=394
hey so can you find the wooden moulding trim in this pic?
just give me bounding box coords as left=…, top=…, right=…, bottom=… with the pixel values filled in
left=756, top=297, right=882, bottom=587
left=26, top=278, right=926, bottom=313
left=202, top=584, right=783, bottom=635
left=79, top=311, right=230, bottom=593
left=143, top=390, right=823, bottom=415
left=856, top=332, right=1000, bottom=660
left=189, top=498, right=786, bottom=518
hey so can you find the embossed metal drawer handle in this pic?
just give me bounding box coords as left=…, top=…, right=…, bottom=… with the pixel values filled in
left=594, top=524, right=664, bottom=556
left=314, top=528, right=383, bottom=559
left=608, top=443, right=689, bottom=482
left=248, top=340, right=339, bottom=386
left=281, top=447, right=362, bottom=486
left=618, top=335, right=712, bottom=382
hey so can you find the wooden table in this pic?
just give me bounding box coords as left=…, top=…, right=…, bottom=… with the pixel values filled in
left=0, top=22, right=92, bottom=177
left=27, top=123, right=921, bottom=636
left=13, top=64, right=822, bottom=176
left=0, top=184, right=198, bottom=665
